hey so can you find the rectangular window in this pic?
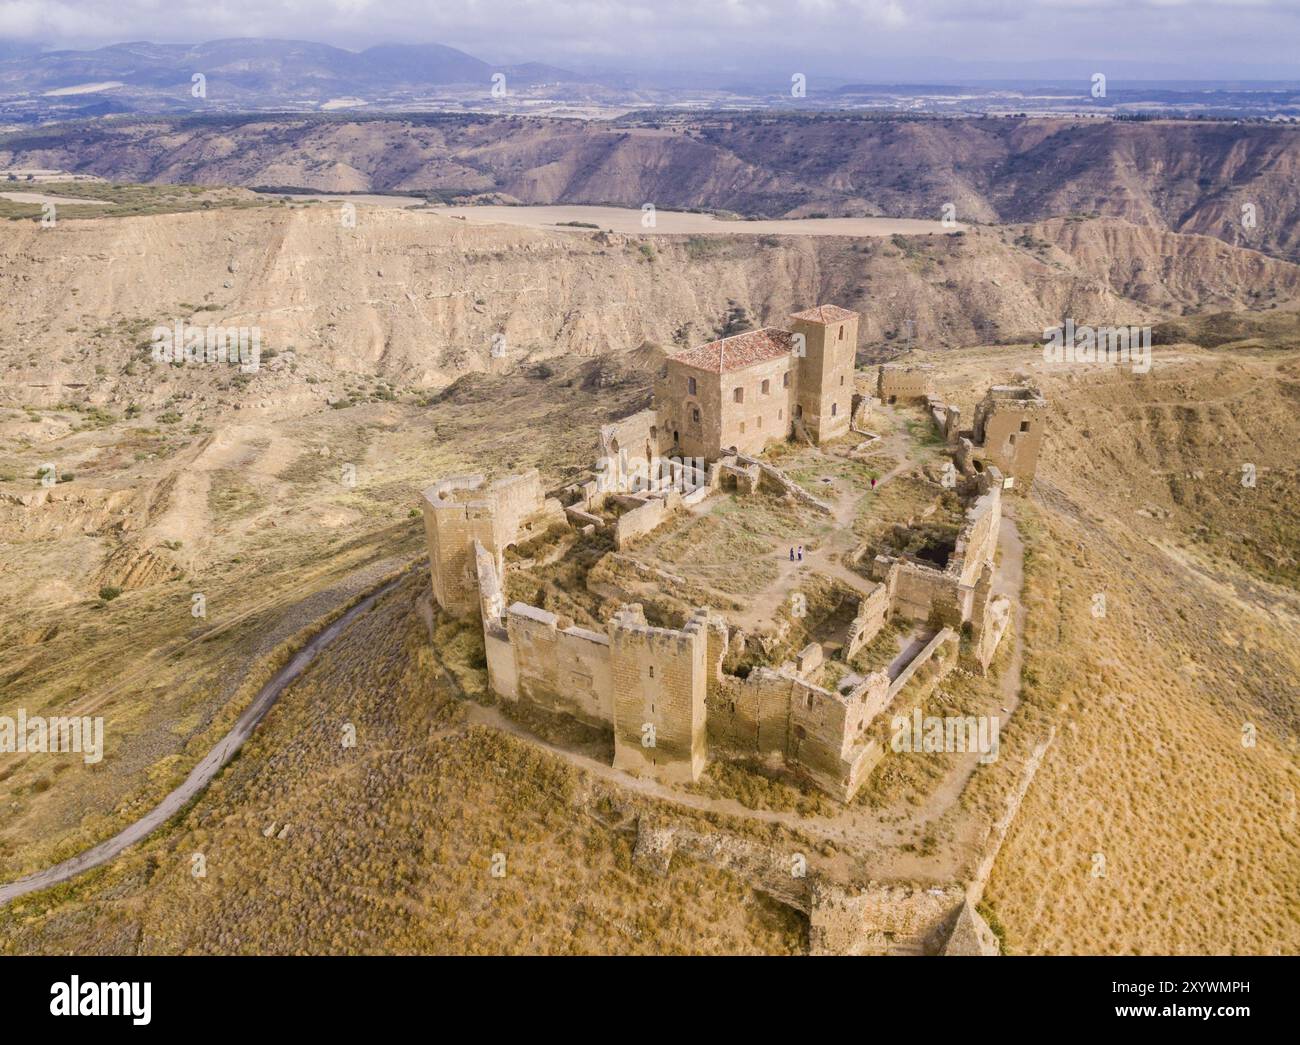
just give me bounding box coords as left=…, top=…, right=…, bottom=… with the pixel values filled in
left=782, top=372, right=790, bottom=388
left=733, top=387, right=744, bottom=404
left=1020, top=420, right=1030, bottom=432
left=761, top=379, right=770, bottom=395
left=692, top=407, right=701, bottom=423
left=688, top=376, right=697, bottom=396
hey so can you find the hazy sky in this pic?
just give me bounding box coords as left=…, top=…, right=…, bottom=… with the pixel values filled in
left=2, top=0, right=1298, bottom=80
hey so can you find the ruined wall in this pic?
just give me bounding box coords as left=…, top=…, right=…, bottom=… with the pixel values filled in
left=843, top=582, right=889, bottom=660
left=952, top=485, right=1001, bottom=588
left=422, top=475, right=501, bottom=616
left=877, top=363, right=935, bottom=403
left=810, top=881, right=967, bottom=956
left=421, top=470, right=559, bottom=616
left=610, top=605, right=709, bottom=783
left=599, top=408, right=661, bottom=496
left=965, top=562, right=1010, bottom=675
left=886, top=627, right=957, bottom=703
left=614, top=493, right=677, bottom=549
left=711, top=668, right=795, bottom=755
left=788, top=679, right=882, bottom=801
left=970, top=385, right=1047, bottom=492
left=887, top=560, right=963, bottom=626
left=504, top=603, right=614, bottom=727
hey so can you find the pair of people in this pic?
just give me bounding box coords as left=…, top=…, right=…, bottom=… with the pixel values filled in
left=787, top=545, right=804, bottom=562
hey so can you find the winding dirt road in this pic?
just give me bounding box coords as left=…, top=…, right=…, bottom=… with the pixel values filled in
left=0, top=571, right=408, bottom=906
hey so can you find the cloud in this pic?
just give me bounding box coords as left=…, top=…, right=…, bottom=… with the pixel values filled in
left=0, top=0, right=1296, bottom=77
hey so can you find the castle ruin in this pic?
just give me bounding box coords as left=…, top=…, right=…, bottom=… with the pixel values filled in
left=419, top=309, right=1043, bottom=802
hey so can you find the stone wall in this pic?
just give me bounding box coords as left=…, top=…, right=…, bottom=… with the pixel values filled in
left=505, top=602, right=614, bottom=728
left=810, top=880, right=967, bottom=956
left=952, top=485, right=1001, bottom=588
left=843, top=582, right=889, bottom=660
left=614, top=493, right=677, bottom=549
left=877, top=363, right=935, bottom=403
left=711, top=669, right=797, bottom=756
left=967, top=384, right=1048, bottom=492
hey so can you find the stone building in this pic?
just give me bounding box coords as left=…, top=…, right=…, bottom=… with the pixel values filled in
left=923, top=383, right=1048, bottom=493
left=961, top=384, right=1047, bottom=491
left=654, top=305, right=859, bottom=461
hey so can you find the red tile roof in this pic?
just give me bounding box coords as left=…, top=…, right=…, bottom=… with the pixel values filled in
left=790, top=304, right=858, bottom=324
left=669, top=327, right=796, bottom=373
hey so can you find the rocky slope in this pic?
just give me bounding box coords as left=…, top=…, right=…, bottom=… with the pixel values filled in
left=1, top=203, right=1297, bottom=407
left=5, top=115, right=1300, bottom=259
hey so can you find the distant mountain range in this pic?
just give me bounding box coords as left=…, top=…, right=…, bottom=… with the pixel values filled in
left=0, top=37, right=1298, bottom=123
left=0, top=37, right=586, bottom=93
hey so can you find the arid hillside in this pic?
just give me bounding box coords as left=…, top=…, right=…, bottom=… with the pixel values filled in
left=2, top=200, right=1297, bottom=404
left=4, top=114, right=1300, bottom=258
left=2, top=340, right=1297, bottom=955
left=1, top=204, right=1297, bottom=954
left=925, top=345, right=1300, bottom=954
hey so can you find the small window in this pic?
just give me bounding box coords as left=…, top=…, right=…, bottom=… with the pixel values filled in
left=740, top=421, right=746, bottom=434
left=805, top=693, right=814, bottom=710
left=840, top=375, right=845, bottom=386
left=648, top=665, right=654, bottom=678
left=1020, top=420, right=1030, bottom=432
left=756, top=415, right=762, bottom=428
left=688, top=376, right=697, bottom=395
left=761, top=379, right=770, bottom=395
left=1009, top=433, right=1017, bottom=445
left=733, top=387, right=744, bottom=404
left=691, top=408, right=700, bottom=423
left=795, top=404, right=803, bottom=419
left=778, top=409, right=783, bottom=420
left=831, top=403, right=838, bottom=416
left=782, top=372, right=790, bottom=388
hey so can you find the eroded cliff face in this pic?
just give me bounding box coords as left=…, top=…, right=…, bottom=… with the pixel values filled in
left=2, top=204, right=1296, bottom=404
left=5, top=115, right=1300, bottom=257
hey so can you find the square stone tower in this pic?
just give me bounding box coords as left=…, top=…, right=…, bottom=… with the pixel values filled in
left=609, top=605, right=709, bottom=783
left=790, top=305, right=858, bottom=443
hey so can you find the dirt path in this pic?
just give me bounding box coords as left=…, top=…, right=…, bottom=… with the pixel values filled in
left=0, top=570, right=410, bottom=906
left=437, top=204, right=962, bottom=238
